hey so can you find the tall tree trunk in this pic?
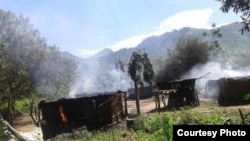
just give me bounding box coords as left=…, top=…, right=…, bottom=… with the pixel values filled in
left=134, top=81, right=140, bottom=115
left=149, top=81, right=153, bottom=95
left=7, top=89, right=14, bottom=126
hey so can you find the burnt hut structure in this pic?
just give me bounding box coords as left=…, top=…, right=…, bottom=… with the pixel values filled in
left=38, top=91, right=127, bottom=140
left=155, top=78, right=199, bottom=110
left=127, top=86, right=154, bottom=100
left=217, top=76, right=250, bottom=106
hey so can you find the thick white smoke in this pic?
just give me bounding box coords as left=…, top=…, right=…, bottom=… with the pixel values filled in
left=68, top=59, right=132, bottom=98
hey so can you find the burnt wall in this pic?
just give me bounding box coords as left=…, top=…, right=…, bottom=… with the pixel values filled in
left=218, top=77, right=250, bottom=106
left=38, top=93, right=126, bottom=140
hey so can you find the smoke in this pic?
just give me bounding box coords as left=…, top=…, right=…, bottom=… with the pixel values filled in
left=181, top=62, right=250, bottom=99
left=68, top=58, right=132, bottom=98
left=68, top=56, right=250, bottom=99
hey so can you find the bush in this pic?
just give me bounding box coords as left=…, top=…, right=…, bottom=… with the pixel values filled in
left=15, top=99, right=31, bottom=116
left=156, top=36, right=211, bottom=81
left=243, top=93, right=250, bottom=101
left=0, top=98, right=34, bottom=118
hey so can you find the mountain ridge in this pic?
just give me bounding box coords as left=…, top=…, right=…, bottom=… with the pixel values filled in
left=82, top=21, right=250, bottom=70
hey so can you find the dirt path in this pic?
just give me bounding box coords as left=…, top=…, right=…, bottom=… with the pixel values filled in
left=14, top=115, right=38, bottom=132
left=127, top=97, right=250, bottom=116
left=127, top=98, right=156, bottom=114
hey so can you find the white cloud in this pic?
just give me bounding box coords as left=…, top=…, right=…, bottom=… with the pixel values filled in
left=108, top=8, right=214, bottom=52
left=106, top=34, right=148, bottom=51
left=152, top=8, right=213, bottom=35
left=80, top=8, right=214, bottom=57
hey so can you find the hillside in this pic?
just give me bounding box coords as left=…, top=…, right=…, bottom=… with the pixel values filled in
left=89, top=22, right=250, bottom=63
left=69, top=22, right=250, bottom=96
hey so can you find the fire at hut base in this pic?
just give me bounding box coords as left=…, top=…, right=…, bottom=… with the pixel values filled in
left=38, top=91, right=128, bottom=141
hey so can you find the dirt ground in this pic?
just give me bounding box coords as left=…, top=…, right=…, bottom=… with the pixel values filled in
left=14, top=116, right=38, bottom=132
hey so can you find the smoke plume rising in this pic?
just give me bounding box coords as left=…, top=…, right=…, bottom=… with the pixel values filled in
left=68, top=58, right=132, bottom=98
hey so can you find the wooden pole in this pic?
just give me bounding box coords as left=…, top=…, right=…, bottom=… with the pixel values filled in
left=124, top=92, right=128, bottom=117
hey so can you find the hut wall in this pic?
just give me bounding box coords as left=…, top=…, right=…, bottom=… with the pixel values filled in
left=218, top=76, right=250, bottom=106
left=38, top=92, right=126, bottom=140
left=96, top=94, right=125, bottom=124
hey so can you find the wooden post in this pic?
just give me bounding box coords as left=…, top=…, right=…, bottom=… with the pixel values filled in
left=155, top=91, right=158, bottom=111
left=124, top=92, right=128, bottom=117
left=155, top=91, right=161, bottom=114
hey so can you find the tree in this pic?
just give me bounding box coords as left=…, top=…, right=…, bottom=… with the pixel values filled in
left=119, top=50, right=154, bottom=115
left=203, top=23, right=223, bottom=61
left=128, top=51, right=143, bottom=115
left=142, top=53, right=154, bottom=91
left=203, top=23, right=222, bottom=49
left=0, top=10, right=47, bottom=125
left=156, top=36, right=211, bottom=81
left=0, top=10, right=77, bottom=125
left=216, top=0, right=250, bottom=34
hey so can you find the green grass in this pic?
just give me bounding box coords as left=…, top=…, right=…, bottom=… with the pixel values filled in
left=59, top=108, right=250, bottom=141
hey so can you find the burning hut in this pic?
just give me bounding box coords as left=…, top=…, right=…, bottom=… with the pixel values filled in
left=155, top=78, right=199, bottom=110
left=38, top=91, right=127, bottom=140
left=217, top=76, right=250, bottom=106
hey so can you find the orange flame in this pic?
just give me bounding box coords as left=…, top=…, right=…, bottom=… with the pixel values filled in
left=59, top=106, right=67, bottom=123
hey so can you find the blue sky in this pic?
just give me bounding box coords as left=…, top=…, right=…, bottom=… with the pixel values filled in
left=0, top=0, right=241, bottom=58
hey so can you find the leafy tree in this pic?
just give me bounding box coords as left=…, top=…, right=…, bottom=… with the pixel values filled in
left=0, top=10, right=77, bottom=125
left=126, top=51, right=154, bottom=115
left=203, top=23, right=222, bottom=49
left=142, top=53, right=154, bottom=88
left=216, top=0, right=250, bottom=34
left=156, top=36, right=211, bottom=81
left=128, top=51, right=144, bottom=115
left=0, top=10, right=51, bottom=124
